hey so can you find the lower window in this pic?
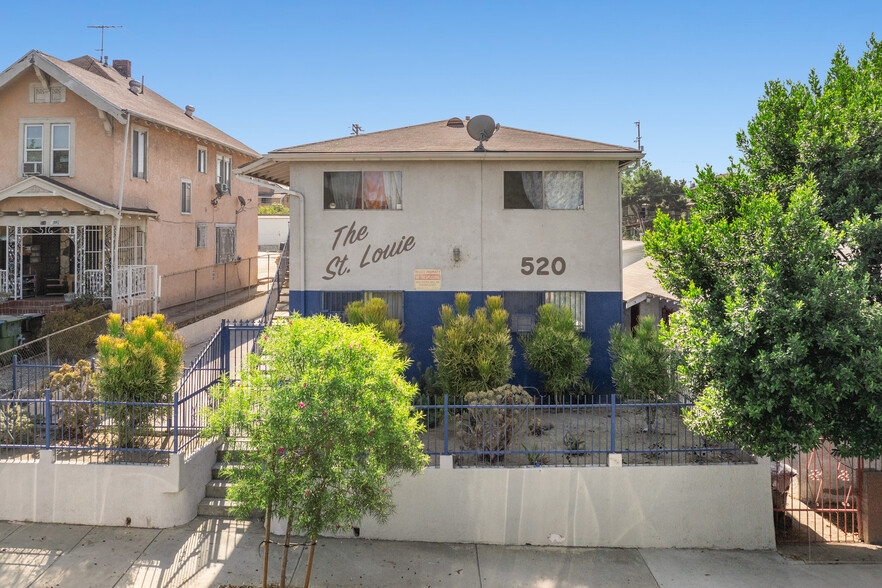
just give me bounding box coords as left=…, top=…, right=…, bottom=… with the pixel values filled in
left=321, top=290, right=404, bottom=321
left=215, top=224, right=237, bottom=263
left=503, top=291, right=585, bottom=333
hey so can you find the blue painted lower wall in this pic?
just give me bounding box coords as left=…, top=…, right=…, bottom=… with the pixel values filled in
left=290, top=290, right=623, bottom=393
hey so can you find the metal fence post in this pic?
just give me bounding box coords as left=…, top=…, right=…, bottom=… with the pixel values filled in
left=12, top=354, right=17, bottom=394
left=610, top=393, right=616, bottom=454
left=44, top=388, right=51, bottom=449
left=173, top=391, right=179, bottom=453
left=221, top=319, right=230, bottom=377
left=443, top=394, right=449, bottom=455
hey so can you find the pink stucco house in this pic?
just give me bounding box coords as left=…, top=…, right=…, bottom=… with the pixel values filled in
left=0, top=50, right=259, bottom=317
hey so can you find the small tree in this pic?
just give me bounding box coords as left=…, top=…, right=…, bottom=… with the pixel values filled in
left=432, top=293, right=513, bottom=395
left=609, top=316, right=675, bottom=434
left=521, top=304, right=592, bottom=402
left=95, top=314, right=183, bottom=449
left=203, top=315, right=427, bottom=588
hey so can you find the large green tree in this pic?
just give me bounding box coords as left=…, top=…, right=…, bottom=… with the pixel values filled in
left=621, top=161, right=689, bottom=237
left=645, top=37, right=882, bottom=460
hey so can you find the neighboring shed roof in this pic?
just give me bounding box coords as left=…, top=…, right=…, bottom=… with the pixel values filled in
left=622, top=256, right=677, bottom=307
left=239, top=118, right=644, bottom=184
left=0, top=50, right=258, bottom=158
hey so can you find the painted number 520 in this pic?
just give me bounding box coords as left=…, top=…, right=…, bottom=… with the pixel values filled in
left=521, top=256, right=566, bottom=276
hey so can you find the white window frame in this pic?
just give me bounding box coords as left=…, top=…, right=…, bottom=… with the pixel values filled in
left=18, top=118, right=76, bottom=177
left=215, top=223, right=237, bottom=264
left=131, top=126, right=148, bottom=180
left=197, top=146, right=207, bottom=174
left=180, top=179, right=192, bottom=214
left=50, top=123, right=71, bottom=176
left=216, top=154, right=232, bottom=193
left=196, top=223, right=207, bottom=249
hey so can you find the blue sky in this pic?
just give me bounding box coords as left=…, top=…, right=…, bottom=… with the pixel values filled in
left=1, top=1, right=880, bottom=182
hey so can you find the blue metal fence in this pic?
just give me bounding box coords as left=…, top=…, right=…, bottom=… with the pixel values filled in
left=414, top=394, right=749, bottom=467
left=0, top=319, right=264, bottom=465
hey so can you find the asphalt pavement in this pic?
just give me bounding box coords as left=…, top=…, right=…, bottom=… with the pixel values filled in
left=3, top=516, right=882, bottom=587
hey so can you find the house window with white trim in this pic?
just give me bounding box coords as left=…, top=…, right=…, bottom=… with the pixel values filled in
left=504, top=171, right=583, bottom=209
left=196, top=223, right=207, bottom=249
left=51, top=124, right=70, bottom=175
left=216, top=154, right=232, bottom=193
left=181, top=179, right=192, bottom=214
left=197, top=147, right=207, bottom=173
left=23, top=124, right=43, bottom=175
left=132, top=129, right=148, bottom=179
left=215, top=224, right=236, bottom=263
left=20, top=119, right=75, bottom=177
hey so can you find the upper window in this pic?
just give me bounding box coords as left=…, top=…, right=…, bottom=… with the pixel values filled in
left=23, top=124, right=43, bottom=175
left=132, top=129, right=148, bottom=179
left=215, top=224, right=237, bottom=264
left=323, top=171, right=402, bottom=210
left=197, top=147, right=208, bottom=174
left=20, top=120, right=74, bottom=177
left=181, top=179, right=192, bottom=214
left=217, top=154, right=232, bottom=192
left=504, top=171, right=583, bottom=209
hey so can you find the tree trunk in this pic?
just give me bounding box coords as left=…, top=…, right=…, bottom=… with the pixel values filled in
left=262, top=503, right=272, bottom=588
left=303, top=539, right=317, bottom=588
left=279, top=517, right=293, bottom=588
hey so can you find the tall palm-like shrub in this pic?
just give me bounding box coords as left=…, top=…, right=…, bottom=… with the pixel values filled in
left=344, top=297, right=410, bottom=360
left=95, top=314, right=184, bottom=448
left=431, top=293, right=513, bottom=396
left=522, top=304, right=592, bottom=402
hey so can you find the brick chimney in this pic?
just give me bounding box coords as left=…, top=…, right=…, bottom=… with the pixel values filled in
left=112, top=59, right=131, bottom=78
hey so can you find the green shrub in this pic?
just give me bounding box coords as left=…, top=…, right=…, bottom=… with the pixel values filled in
left=344, top=297, right=410, bottom=359
left=95, top=314, right=184, bottom=448
left=47, top=360, right=98, bottom=441
left=609, top=316, right=675, bottom=402
left=521, top=304, right=592, bottom=402
left=39, top=304, right=107, bottom=362
left=258, top=203, right=289, bottom=215
left=432, top=293, right=513, bottom=395
left=454, top=384, right=533, bottom=461
left=0, top=404, right=34, bottom=444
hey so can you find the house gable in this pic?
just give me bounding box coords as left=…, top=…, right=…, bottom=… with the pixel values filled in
left=0, top=176, right=156, bottom=218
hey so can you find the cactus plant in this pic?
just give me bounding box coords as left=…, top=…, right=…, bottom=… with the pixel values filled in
left=455, top=384, right=533, bottom=462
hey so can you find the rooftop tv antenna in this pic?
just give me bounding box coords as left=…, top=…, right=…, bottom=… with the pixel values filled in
left=351, top=123, right=364, bottom=136
left=87, top=25, right=123, bottom=63
left=467, top=115, right=499, bottom=152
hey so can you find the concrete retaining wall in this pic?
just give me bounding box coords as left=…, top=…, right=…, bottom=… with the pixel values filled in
left=176, top=295, right=267, bottom=347
left=0, top=442, right=218, bottom=528
left=275, top=458, right=774, bottom=549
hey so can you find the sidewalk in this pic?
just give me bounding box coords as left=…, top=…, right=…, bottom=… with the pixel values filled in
left=2, top=517, right=882, bottom=588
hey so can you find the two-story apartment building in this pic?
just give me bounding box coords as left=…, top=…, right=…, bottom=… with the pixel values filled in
left=0, top=50, right=259, bottom=317
left=239, top=118, right=642, bottom=389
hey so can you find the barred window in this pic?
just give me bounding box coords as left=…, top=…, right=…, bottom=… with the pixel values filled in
left=502, top=291, right=586, bottom=333
left=215, top=224, right=237, bottom=264
left=118, top=226, right=145, bottom=266
left=321, top=290, right=404, bottom=321
left=321, top=291, right=363, bottom=318
left=196, top=223, right=207, bottom=249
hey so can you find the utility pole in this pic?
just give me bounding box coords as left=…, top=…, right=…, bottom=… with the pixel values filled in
left=87, top=25, right=123, bottom=63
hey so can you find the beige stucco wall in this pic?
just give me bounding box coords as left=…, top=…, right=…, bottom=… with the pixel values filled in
left=287, top=159, right=622, bottom=294
left=0, top=65, right=258, bottom=305
left=0, top=442, right=218, bottom=528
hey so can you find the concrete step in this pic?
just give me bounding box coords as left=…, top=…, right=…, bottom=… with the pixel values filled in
left=206, top=479, right=231, bottom=498
left=197, top=497, right=238, bottom=517
left=211, top=462, right=245, bottom=480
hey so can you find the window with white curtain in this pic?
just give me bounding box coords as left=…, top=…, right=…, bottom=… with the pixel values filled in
left=323, top=171, right=403, bottom=210
left=216, top=154, right=232, bottom=192
left=504, top=171, right=583, bottom=209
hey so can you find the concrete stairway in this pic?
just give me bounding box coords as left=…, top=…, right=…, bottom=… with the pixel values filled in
left=197, top=442, right=254, bottom=518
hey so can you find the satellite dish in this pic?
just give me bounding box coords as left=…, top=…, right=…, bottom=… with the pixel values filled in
left=237, top=195, right=247, bottom=208
left=467, top=115, right=498, bottom=151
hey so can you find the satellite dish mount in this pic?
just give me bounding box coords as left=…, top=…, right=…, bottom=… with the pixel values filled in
left=467, top=115, right=499, bottom=152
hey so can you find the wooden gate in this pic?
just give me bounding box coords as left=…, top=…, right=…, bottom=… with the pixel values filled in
left=775, top=443, right=863, bottom=543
